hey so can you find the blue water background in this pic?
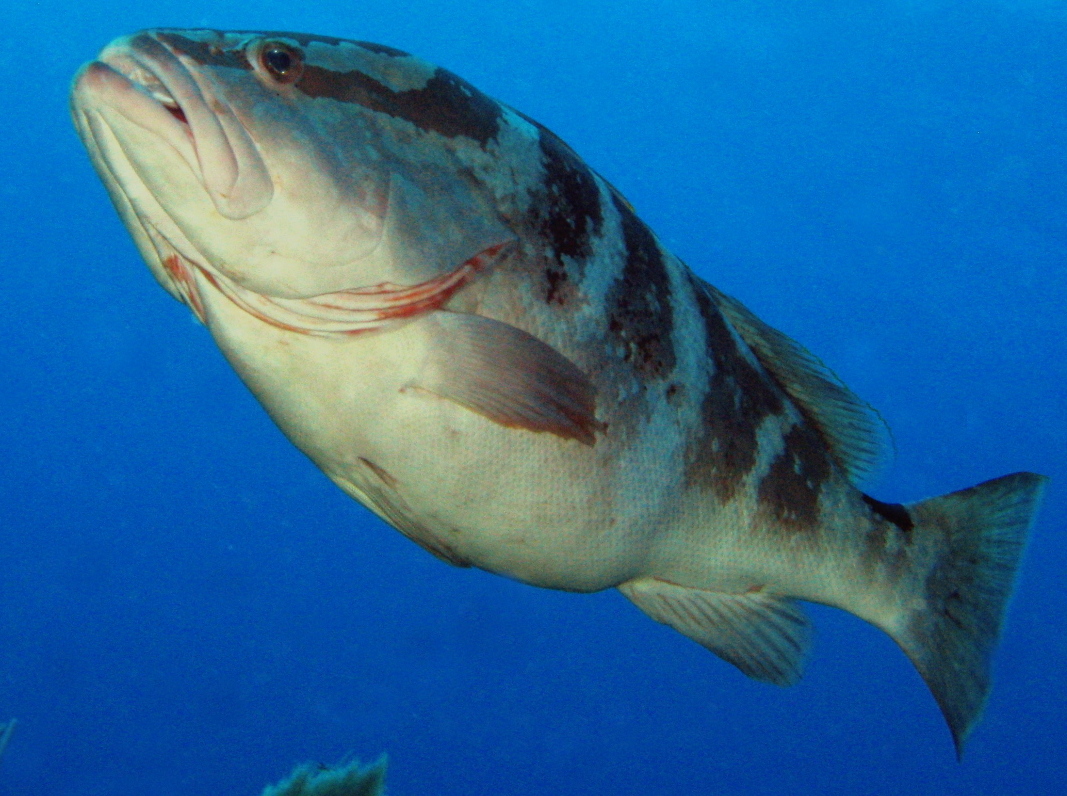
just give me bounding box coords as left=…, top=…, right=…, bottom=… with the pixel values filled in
left=1, top=1, right=1065, bottom=793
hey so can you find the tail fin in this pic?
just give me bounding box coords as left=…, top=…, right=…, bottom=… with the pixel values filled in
left=892, top=472, right=1047, bottom=758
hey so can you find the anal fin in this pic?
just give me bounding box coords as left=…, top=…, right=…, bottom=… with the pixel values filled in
left=413, top=311, right=602, bottom=445
left=620, top=578, right=811, bottom=686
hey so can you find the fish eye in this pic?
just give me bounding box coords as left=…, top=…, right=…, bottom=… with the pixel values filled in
left=252, top=40, right=304, bottom=85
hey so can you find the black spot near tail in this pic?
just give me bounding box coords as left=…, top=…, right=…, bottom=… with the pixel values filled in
left=862, top=494, right=914, bottom=537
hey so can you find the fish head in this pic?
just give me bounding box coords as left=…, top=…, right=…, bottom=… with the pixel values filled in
left=71, top=29, right=511, bottom=320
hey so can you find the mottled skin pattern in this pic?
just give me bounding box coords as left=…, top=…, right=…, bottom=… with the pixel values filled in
left=72, top=29, right=1047, bottom=754
left=71, top=24, right=911, bottom=642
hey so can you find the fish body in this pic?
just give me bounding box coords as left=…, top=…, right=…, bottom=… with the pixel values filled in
left=71, top=29, right=1047, bottom=755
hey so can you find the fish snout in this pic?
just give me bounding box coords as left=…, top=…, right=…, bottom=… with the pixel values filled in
left=83, top=31, right=274, bottom=221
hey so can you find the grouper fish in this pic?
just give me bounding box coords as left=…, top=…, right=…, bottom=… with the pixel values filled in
left=71, top=29, right=1047, bottom=756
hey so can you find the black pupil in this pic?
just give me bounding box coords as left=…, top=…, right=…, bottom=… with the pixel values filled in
left=265, top=48, right=292, bottom=75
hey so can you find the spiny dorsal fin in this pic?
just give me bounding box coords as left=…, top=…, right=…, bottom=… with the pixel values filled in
left=697, top=278, right=891, bottom=485
left=620, top=578, right=811, bottom=686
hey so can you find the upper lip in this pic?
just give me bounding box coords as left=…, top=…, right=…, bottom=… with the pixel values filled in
left=78, top=31, right=274, bottom=221
left=72, top=35, right=199, bottom=174
left=99, top=34, right=191, bottom=126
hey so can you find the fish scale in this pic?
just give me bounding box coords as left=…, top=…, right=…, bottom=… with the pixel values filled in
left=71, top=28, right=1048, bottom=758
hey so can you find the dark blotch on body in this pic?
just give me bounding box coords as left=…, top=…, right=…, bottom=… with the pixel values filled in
left=297, top=64, right=502, bottom=145
left=757, top=423, right=832, bottom=533
left=605, top=193, right=675, bottom=380
left=527, top=126, right=603, bottom=305
left=544, top=268, right=569, bottom=305
left=862, top=494, right=914, bottom=574
left=685, top=276, right=784, bottom=502
left=862, top=494, right=914, bottom=537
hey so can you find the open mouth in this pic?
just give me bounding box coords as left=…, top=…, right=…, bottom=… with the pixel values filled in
left=73, top=31, right=275, bottom=221
left=72, top=48, right=198, bottom=180
left=123, top=60, right=190, bottom=125
left=101, top=44, right=192, bottom=130
left=144, top=80, right=188, bottom=124
left=165, top=102, right=188, bottom=124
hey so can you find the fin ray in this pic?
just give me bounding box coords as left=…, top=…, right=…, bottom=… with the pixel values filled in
left=620, top=578, right=812, bottom=686
left=888, top=471, right=1047, bottom=757
left=696, top=277, right=890, bottom=484
left=0, top=719, right=15, bottom=766
left=415, top=311, right=601, bottom=445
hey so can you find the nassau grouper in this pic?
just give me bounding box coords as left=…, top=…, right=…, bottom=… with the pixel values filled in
left=71, top=29, right=1047, bottom=756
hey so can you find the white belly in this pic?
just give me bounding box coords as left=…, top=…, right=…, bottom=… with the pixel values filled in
left=199, top=287, right=671, bottom=591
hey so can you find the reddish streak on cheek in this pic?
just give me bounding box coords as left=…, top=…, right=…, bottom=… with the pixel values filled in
left=196, top=267, right=308, bottom=335
left=367, top=272, right=471, bottom=322
left=185, top=241, right=512, bottom=337
left=357, top=241, right=509, bottom=329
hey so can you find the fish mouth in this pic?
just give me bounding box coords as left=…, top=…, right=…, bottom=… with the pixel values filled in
left=97, top=44, right=190, bottom=124
left=72, top=31, right=273, bottom=220
left=72, top=60, right=194, bottom=176
left=137, top=71, right=189, bottom=125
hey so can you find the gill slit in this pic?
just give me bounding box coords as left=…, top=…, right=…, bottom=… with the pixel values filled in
left=151, top=228, right=514, bottom=337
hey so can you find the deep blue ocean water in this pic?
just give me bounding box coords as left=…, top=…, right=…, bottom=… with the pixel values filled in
left=1, top=1, right=1065, bottom=793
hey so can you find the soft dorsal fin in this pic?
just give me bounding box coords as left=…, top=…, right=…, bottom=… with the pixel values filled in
left=620, top=578, right=811, bottom=686
left=696, top=278, right=890, bottom=485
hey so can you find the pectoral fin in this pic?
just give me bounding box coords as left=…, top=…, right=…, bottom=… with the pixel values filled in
left=413, top=311, right=602, bottom=445
left=620, top=578, right=811, bottom=686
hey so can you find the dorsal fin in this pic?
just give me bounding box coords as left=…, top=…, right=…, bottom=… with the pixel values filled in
left=697, top=277, right=891, bottom=485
